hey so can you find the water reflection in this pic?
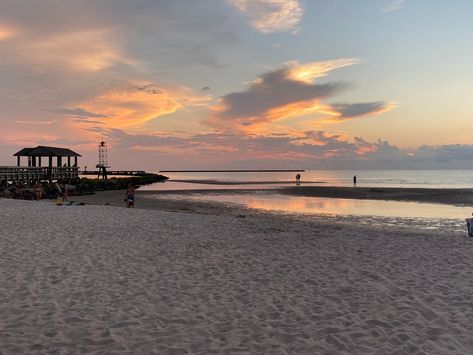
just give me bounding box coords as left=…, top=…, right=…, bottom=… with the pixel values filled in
left=151, top=193, right=472, bottom=219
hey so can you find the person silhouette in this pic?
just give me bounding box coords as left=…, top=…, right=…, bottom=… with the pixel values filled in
left=126, top=184, right=136, bottom=208
left=353, top=175, right=357, bottom=187
left=295, top=173, right=301, bottom=185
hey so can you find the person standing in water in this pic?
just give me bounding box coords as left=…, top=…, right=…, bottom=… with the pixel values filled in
left=126, top=184, right=136, bottom=208
left=353, top=175, right=357, bottom=187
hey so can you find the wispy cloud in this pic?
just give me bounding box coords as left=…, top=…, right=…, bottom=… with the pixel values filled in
left=286, top=58, right=359, bottom=83
left=76, top=82, right=212, bottom=129
left=0, top=1, right=230, bottom=145
left=382, top=0, right=406, bottom=13
left=227, top=0, right=303, bottom=34
left=3, top=28, right=132, bottom=72
left=15, top=120, right=56, bottom=125
left=47, top=107, right=113, bottom=119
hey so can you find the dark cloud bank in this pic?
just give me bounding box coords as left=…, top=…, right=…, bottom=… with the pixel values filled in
left=92, top=128, right=473, bottom=170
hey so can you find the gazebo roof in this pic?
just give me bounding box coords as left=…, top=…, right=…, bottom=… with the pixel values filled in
left=14, top=148, right=35, bottom=156
left=14, top=146, right=81, bottom=157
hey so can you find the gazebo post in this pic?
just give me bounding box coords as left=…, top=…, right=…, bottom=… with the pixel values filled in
left=48, top=156, right=52, bottom=182
left=74, top=156, right=78, bottom=166
left=67, top=156, right=71, bottom=167
left=57, top=156, right=62, bottom=167
left=17, top=156, right=20, bottom=166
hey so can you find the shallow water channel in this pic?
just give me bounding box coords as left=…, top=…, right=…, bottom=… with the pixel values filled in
left=145, top=191, right=473, bottom=220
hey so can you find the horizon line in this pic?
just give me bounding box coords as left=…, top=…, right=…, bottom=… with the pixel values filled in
left=159, top=169, right=306, bottom=173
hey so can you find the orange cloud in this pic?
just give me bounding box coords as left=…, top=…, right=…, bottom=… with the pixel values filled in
left=287, top=59, right=359, bottom=83
left=209, top=59, right=394, bottom=134
left=356, top=145, right=377, bottom=155
left=235, top=100, right=337, bottom=135
left=266, top=100, right=337, bottom=121
left=78, top=82, right=212, bottom=129
left=209, top=60, right=356, bottom=132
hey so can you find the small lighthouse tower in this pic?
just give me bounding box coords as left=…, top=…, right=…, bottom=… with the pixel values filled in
left=96, top=141, right=110, bottom=179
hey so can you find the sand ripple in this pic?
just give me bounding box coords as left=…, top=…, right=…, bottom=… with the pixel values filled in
left=1, top=199, right=473, bottom=354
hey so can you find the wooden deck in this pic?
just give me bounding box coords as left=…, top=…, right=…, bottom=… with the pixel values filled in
left=0, top=166, right=79, bottom=185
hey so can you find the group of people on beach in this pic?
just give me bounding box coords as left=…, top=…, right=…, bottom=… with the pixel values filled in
left=33, top=180, right=69, bottom=202
left=32, top=179, right=135, bottom=207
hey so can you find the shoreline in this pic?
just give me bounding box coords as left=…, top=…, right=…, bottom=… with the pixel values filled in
left=142, top=185, right=473, bottom=207
left=66, top=185, right=473, bottom=222
left=69, top=189, right=469, bottom=232
left=277, top=186, right=473, bottom=207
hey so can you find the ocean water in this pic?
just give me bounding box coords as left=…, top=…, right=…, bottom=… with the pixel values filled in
left=149, top=169, right=473, bottom=189
left=140, top=170, right=473, bottom=219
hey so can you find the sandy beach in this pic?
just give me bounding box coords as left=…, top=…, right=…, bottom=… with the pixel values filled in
left=1, top=195, right=473, bottom=354
left=3, top=0, right=473, bottom=353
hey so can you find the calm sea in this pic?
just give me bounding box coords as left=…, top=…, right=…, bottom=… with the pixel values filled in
left=140, top=170, right=473, bottom=220
left=151, top=169, right=473, bottom=189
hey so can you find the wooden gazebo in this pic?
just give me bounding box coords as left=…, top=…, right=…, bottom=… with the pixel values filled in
left=14, top=146, right=81, bottom=168
left=0, top=146, right=81, bottom=186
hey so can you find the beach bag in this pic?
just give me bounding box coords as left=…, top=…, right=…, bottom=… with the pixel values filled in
left=466, top=218, right=473, bottom=237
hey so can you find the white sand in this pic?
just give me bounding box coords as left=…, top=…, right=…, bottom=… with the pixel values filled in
left=1, top=199, right=473, bottom=354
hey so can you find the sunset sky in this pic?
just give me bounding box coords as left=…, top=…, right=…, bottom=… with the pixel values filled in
left=1, top=0, right=472, bottom=170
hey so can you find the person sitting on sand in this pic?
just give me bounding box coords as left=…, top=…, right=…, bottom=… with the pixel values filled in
left=58, top=181, right=69, bottom=202
left=125, top=184, right=136, bottom=208
left=33, top=181, right=43, bottom=201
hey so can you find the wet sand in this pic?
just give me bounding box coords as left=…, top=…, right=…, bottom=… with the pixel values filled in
left=74, top=190, right=246, bottom=215
left=81, top=185, right=473, bottom=208
left=170, top=179, right=322, bottom=185
left=278, top=186, right=473, bottom=207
